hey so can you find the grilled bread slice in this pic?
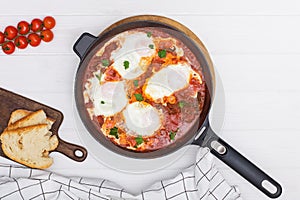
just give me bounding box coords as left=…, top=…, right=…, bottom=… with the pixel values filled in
left=8, top=109, right=32, bottom=125
left=0, top=124, right=58, bottom=169
left=6, top=109, right=54, bottom=131
left=1, top=109, right=58, bottom=169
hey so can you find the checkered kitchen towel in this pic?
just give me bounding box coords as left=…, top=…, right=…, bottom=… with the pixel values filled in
left=0, top=148, right=241, bottom=200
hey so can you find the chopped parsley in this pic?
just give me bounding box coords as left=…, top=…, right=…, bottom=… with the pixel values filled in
left=178, top=101, right=186, bottom=108
left=158, top=49, right=167, bottom=58
left=100, top=101, right=105, bottom=104
left=101, top=59, right=110, bottom=67
left=148, top=44, right=154, bottom=49
left=123, top=60, right=130, bottom=69
left=135, top=135, right=144, bottom=146
left=169, top=131, right=177, bottom=140
left=109, top=127, right=119, bottom=139
left=95, top=73, right=102, bottom=82
left=134, top=93, right=144, bottom=101
left=133, top=80, right=139, bottom=87
left=146, top=32, right=152, bottom=38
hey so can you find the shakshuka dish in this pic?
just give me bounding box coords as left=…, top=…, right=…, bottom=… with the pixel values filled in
left=82, top=27, right=206, bottom=152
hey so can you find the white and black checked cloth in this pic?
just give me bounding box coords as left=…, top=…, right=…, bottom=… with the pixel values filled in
left=0, top=148, right=241, bottom=200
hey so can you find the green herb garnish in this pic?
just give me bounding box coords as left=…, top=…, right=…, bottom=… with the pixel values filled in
left=109, top=127, right=119, bottom=139
left=146, top=32, right=152, bottom=38
left=100, top=101, right=105, bottom=104
left=95, top=73, right=102, bottom=82
left=158, top=49, right=167, bottom=58
left=135, top=135, right=144, bottom=146
left=123, top=60, right=130, bottom=69
left=148, top=44, right=154, bottom=49
left=178, top=101, right=185, bottom=108
left=169, top=131, right=177, bottom=140
left=101, top=59, right=110, bottom=67
left=133, top=80, right=139, bottom=87
left=134, top=93, right=144, bottom=101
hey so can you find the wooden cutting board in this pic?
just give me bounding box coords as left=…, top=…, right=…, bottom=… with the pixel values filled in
left=0, top=87, right=87, bottom=163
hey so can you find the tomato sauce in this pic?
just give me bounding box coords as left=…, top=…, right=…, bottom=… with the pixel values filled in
left=84, top=27, right=206, bottom=152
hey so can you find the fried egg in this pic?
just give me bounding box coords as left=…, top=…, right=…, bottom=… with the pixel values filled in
left=86, top=78, right=128, bottom=117
left=144, top=63, right=199, bottom=100
left=122, top=102, right=161, bottom=136
left=111, top=32, right=155, bottom=80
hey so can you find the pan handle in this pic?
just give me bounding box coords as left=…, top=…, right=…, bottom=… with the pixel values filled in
left=73, top=32, right=97, bottom=60
left=55, top=138, right=88, bottom=162
left=201, top=126, right=282, bottom=198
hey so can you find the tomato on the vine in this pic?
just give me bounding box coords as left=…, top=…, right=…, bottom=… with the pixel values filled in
left=43, top=16, right=56, bottom=29
left=1, top=16, right=56, bottom=54
left=2, top=41, right=15, bottom=54
left=17, top=21, right=30, bottom=35
left=27, top=33, right=41, bottom=47
left=40, top=29, right=54, bottom=42
left=30, top=18, right=43, bottom=32
left=0, top=31, right=5, bottom=44
left=14, top=36, right=28, bottom=49
left=4, top=26, right=18, bottom=40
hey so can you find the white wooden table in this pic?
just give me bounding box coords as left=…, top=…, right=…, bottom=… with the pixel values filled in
left=0, top=1, right=299, bottom=199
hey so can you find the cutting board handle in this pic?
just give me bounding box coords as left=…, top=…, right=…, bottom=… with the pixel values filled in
left=55, top=138, right=88, bottom=162
left=73, top=32, right=97, bottom=61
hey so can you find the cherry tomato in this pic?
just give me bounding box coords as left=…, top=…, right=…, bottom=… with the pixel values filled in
left=27, top=33, right=41, bottom=47
left=4, top=26, right=18, bottom=40
left=14, top=36, right=28, bottom=49
left=2, top=41, right=15, bottom=54
left=43, top=16, right=56, bottom=29
left=30, top=18, right=43, bottom=32
left=17, top=21, right=30, bottom=35
left=40, top=29, right=54, bottom=42
left=0, top=31, right=5, bottom=44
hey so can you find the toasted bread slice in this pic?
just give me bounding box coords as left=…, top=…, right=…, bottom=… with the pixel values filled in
left=8, top=109, right=32, bottom=125
left=0, top=124, right=59, bottom=169
left=7, top=109, right=54, bottom=131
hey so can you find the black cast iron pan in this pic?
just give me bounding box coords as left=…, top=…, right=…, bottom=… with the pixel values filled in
left=73, top=15, right=282, bottom=198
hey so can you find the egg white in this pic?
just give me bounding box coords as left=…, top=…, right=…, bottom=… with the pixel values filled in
left=110, top=32, right=155, bottom=80
left=144, top=63, right=196, bottom=100
left=122, top=102, right=161, bottom=136
left=86, top=77, right=128, bottom=117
